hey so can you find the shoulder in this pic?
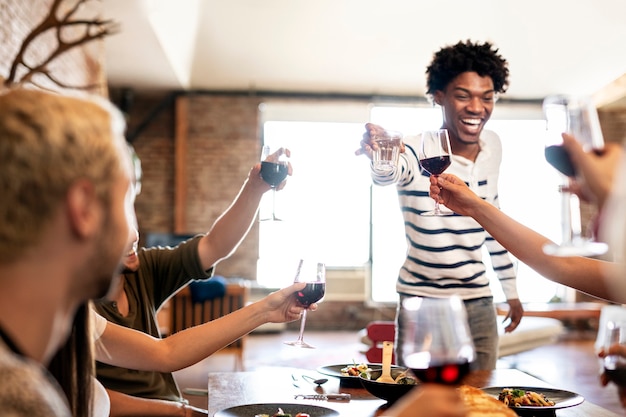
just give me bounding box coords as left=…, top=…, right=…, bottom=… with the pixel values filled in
left=479, top=129, right=503, bottom=161
left=480, top=129, right=502, bottom=149
left=89, top=307, right=108, bottom=341
left=0, top=348, right=71, bottom=416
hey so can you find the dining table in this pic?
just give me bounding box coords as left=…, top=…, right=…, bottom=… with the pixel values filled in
left=207, top=366, right=620, bottom=416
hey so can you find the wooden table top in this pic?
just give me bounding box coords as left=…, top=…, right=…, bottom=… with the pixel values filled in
left=207, top=367, right=619, bottom=417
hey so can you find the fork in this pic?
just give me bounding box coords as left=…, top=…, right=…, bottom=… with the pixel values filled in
left=294, top=393, right=351, bottom=401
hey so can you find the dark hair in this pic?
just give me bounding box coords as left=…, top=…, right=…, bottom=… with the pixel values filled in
left=47, top=303, right=94, bottom=417
left=426, top=40, right=509, bottom=96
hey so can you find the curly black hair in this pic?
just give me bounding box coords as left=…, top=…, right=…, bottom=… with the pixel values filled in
left=425, top=40, right=509, bottom=96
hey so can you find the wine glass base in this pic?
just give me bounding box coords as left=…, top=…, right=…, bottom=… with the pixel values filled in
left=420, top=209, right=454, bottom=216
left=284, top=340, right=315, bottom=349
left=259, top=216, right=283, bottom=221
left=543, top=240, right=608, bottom=257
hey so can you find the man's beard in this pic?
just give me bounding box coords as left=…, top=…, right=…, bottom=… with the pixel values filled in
left=85, top=209, right=127, bottom=300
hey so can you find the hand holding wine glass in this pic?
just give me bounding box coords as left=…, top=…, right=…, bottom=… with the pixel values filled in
left=418, top=129, right=453, bottom=216
left=284, top=259, right=326, bottom=349
left=260, top=145, right=290, bottom=221
left=542, top=94, right=608, bottom=256
left=400, top=296, right=475, bottom=385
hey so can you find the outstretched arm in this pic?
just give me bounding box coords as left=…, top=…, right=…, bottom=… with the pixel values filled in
left=95, top=282, right=309, bottom=372
left=105, top=389, right=208, bottom=417
left=430, top=173, right=618, bottom=303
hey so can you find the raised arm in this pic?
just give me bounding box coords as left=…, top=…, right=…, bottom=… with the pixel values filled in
left=430, top=173, right=618, bottom=303
left=94, top=282, right=308, bottom=372
left=196, top=159, right=290, bottom=271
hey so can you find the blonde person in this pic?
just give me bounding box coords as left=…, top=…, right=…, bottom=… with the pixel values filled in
left=0, top=88, right=134, bottom=417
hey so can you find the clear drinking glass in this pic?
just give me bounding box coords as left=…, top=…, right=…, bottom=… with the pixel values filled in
left=284, top=259, right=326, bottom=349
left=418, top=129, right=453, bottom=216
left=259, top=145, right=289, bottom=221
left=400, top=296, right=475, bottom=385
left=542, top=94, right=608, bottom=256
left=371, top=130, right=403, bottom=171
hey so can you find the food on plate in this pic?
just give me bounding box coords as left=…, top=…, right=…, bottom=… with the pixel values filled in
left=497, top=388, right=556, bottom=407
left=340, top=362, right=371, bottom=377
left=363, top=371, right=417, bottom=385
left=458, top=385, right=518, bottom=417
left=254, top=409, right=310, bottom=417
left=393, top=371, right=418, bottom=385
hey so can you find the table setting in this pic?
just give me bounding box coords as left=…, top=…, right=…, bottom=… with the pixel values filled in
left=208, top=295, right=619, bottom=416
left=207, top=365, right=622, bottom=417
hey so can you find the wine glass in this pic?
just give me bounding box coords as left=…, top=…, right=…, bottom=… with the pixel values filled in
left=542, top=95, right=608, bottom=257
left=284, top=259, right=326, bottom=349
left=418, top=129, right=453, bottom=216
left=260, top=145, right=289, bottom=221
left=400, top=296, right=475, bottom=385
left=601, top=321, right=626, bottom=387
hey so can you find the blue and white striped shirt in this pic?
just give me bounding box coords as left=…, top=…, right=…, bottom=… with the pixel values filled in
left=372, top=129, right=519, bottom=301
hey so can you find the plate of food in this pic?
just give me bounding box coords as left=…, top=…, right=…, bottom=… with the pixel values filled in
left=316, top=363, right=386, bottom=387
left=214, top=403, right=339, bottom=417
left=481, top=386, right=584, bottom=411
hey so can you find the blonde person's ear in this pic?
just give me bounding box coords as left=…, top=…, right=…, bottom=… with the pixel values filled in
left=66, top=179, right=100, bottom=239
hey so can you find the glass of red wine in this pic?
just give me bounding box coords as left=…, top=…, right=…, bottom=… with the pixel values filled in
left=260, top=145, right=289, bottom=221
left=602, top=321, right=626, bottom=387
left=400, top=296, right=475, bottom=385
left=418, top=129, right=453, bottom=216
left=542, top=95, right=608, bottom=257
left=284, top=259, right=326, bottom=349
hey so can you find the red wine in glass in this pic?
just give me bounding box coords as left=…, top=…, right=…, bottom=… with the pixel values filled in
left=400, top=296, right=475, bottom=386
left=408, top=359, right=470, bottom=385
left=542, top=94, right=608, bottom=257
left=295, top=282, right=325, bottom=307
left=604, top=366, right=626, bottom=386
left=418, top=129, right=453, bottom=216
left=419, top=155, right=451, bottom=176
left=259, top=145, right=289, bottom=221
left=260, top=161, right=289, bottom=187
left=284, top=260, right=326, bottom=349
left=544, top=144, right=576, bottom=177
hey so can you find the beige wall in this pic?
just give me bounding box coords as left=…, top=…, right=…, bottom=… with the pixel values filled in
left=0, top=0, right=106, bottom=95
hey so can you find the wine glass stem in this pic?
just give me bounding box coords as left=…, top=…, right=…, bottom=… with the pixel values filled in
left=559, top=185, right=583, bottom=244
left=271, top=189, right=277, bottom=220
left=433, top=175, right=442, bottom=214
left=296, top=309, right=308, bottom=343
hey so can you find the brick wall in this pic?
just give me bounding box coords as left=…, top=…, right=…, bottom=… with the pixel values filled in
left=119, top=91, right=263, bottom=281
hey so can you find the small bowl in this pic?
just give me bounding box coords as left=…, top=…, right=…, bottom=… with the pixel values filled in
left=359, top=368, right=418, bottom=403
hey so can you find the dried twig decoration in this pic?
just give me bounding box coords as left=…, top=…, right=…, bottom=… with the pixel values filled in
left=3, top=0, right=118, bottom=90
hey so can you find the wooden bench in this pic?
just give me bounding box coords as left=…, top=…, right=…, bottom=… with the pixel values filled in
left=496, top=302, right=604, bottom=330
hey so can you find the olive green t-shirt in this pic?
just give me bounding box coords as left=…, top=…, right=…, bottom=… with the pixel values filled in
left=94, top=235, right=213, bottom=401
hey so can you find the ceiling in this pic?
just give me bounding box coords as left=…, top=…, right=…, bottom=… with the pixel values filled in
left=103, top=0, right=626, bottom=106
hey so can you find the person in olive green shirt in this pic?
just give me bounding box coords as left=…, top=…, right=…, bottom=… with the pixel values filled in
left=95, top=158, right=291, bottom=417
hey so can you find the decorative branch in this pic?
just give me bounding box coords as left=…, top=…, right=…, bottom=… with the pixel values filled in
left=3, top=0, right=118, bottom=90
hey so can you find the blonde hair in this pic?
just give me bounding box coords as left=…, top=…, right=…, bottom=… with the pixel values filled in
left=0, top=89, right=129, bottom=261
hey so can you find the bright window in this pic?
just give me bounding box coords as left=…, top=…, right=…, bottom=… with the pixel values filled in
left=256, top=121, right=371, bottom=287
left=258, top=103, right=568, bottom=303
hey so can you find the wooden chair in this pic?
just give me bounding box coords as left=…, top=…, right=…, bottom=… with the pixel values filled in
left=168, top=281, right=249, bottom=370
left=364, top=321, right=397, bottom=364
